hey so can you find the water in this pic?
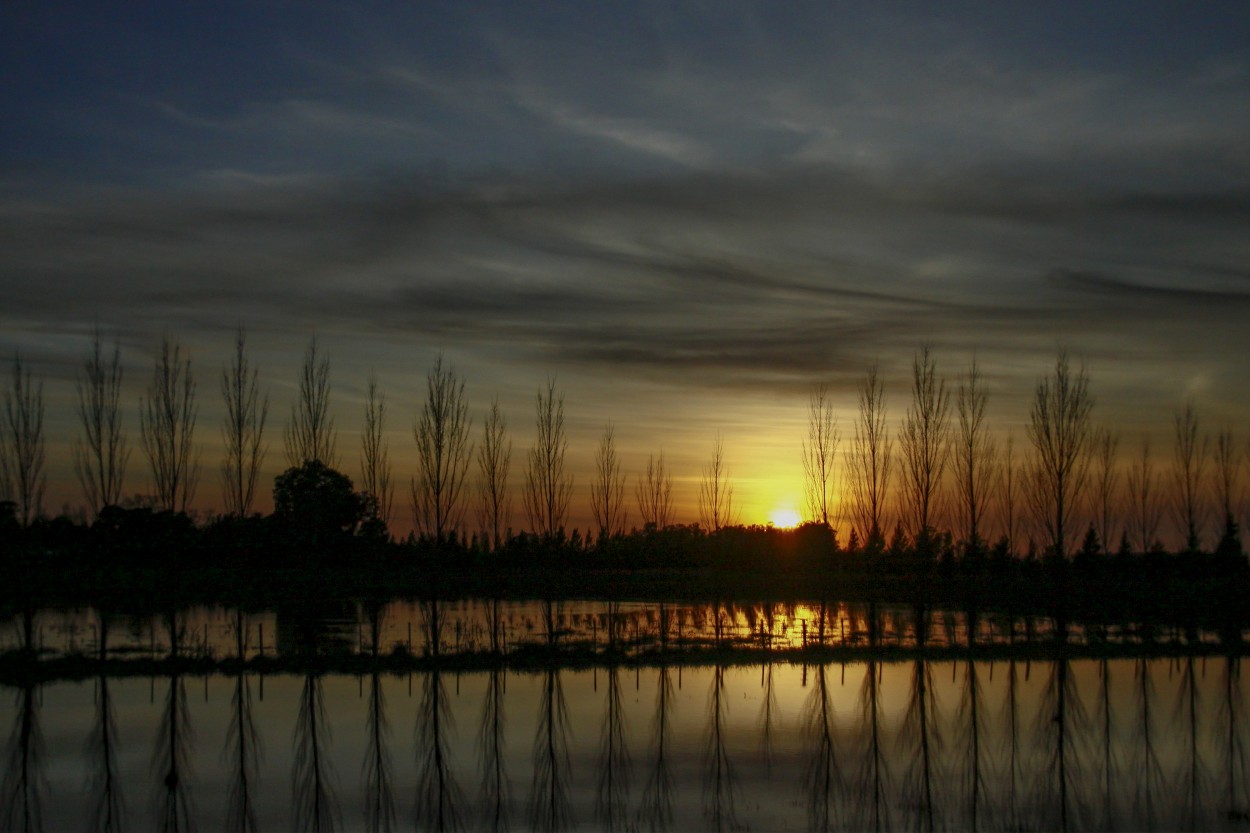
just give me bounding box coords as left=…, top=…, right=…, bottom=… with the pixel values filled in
left=3, top=601, right=1249, bottom=831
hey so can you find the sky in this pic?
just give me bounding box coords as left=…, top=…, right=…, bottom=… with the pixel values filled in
left=2, top=2, right=1249, bottom=540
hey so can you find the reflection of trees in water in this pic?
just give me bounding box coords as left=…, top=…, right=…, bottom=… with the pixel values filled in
left=153, top=675, right=192, bottom=833
left=637, top=665, right=674, bottom=832
left=414, top=669, right=462, bottom=832
left=1219, top=656, right=1248, bottom=819
left=1094, top=657, right=1117, bottom=832
left=852, top=603, right=889, bottom=832
left=898, top=607, right=941, bottom=832
left=594, top=665, right=631, bottom=831
left=363, top=604, right=394, bottom=833
left=1175, top=654, right=1205, bottom=830
left=956, top=646, right=987, bottom=831
left=88, top=616, right=124, bottom=833
left=702, top=665, right=738, bottom=832
left=225, top=611, right=261, bottom=833
left=802, top=663, right=843, bottom=832
left=1035, top=648, right=1086, bottom=832
left=529, top=668, right=571, bottom=832
left=1002, top=658, right=1024, bottom=832
left=293, top=674, right=339, bottom=833
left=477, top=666, right=508, bottom=833
left=415, top=599, right=461, bottom=833
left=2, top=682, right=44, bottom=833
left=757, top=661, right=777, bottom=776
left=154, top=613, right=192, bottom=833
left=1132, top=658, right=1164, bottom=831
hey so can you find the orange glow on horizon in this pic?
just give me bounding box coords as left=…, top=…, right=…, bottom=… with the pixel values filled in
left=768, top=506, right=802, bottom=528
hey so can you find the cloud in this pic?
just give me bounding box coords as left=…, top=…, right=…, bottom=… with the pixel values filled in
left=4, top=164, right=1248, bottom=423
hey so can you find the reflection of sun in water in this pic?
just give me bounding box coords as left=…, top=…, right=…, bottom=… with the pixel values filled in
left=769, top=507, right=801, bottom=528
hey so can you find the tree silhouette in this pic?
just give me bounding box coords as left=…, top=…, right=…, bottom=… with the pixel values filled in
left=476, top=398, right=512, bottom=551
left=802, top=384, right=840, bottom=527
left=221, top=326, right=269, bottom=517
left=899, top=345, right=951, bottom=549
left=273, top=461, right=368, bottom=546
left=412, top=354, right=472, bottom=543
left=1172, top=400, right=1209, bottom=552
left=523, top=379, right=572, bottom=538
left=698, top=433, right=735, bottom=532
left=635, top=452, right=673, bottom=530
left=360, top=371, right=394, bottom=532
left=1, top=353, right=46, bottom=526
left=284, top=335, right=337, bottom=468
left=590, top=423, right=628, bottom=540
left=1091, top=428, right=1120, bottom=561
left=848, top=363, right=891, bottom=550
left=139, top=335, right=199, bottom=514
left=953, top=357, right=994, bottom=554
left=1026, top=350, right=1093, bottom=557
left=73, top=328, right=129, bottom=515
left=998, top=434, right=1019, bottom=555
left=1128, top=439, right=1161, bottom=553
left=1214, top=427, right=1242, bottom=554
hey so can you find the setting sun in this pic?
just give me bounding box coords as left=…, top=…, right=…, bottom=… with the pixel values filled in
left=769, top=507, right=802, bottom=529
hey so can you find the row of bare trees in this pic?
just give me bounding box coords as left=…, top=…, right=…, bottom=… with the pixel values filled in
left=834, top=347, right=1245, bottom=557
left=3, top=335, right=1247, bottom=555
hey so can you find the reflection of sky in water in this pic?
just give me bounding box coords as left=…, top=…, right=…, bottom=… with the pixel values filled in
left=2, top=600, right=1216, bottom=660
left=6, top=654, right=1250, bottom=831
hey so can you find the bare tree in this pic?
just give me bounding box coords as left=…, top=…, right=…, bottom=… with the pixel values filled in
left=1172, top=401, right=1209, bottom=552
left=220, top=327, right=268, bottom=517
left=802, top=384, right=840, bottom=527
left=899, top=345, right=951, bottom=544
left=139, top=335, right=200, bottom=513
left=1127, top=439, right=1162, bottom=553
left=1, top=353, right=46, bottom=526
left=953, top=357, right=995, bottom=553
left=1214, top=427, right=1241, bottom=534
left=360, top=371, right=393, bottom=529
left=477, top=397, right=512, bottom=550
left=698, top=433, right=735, bottom=531
left=635, top=452, right=673, bottom=530
left=72, top=329, right=129, bottom=514
left=412, top=354, right=472, bottom=542
left=1026, top=350, right=1093, bottom=557
left=847, top=363, right=891, bottom=549
left=523, top=378, right=573, bottom=537
left=1091, top=428, right=1120, bottom=554
left=284, top=335, right=337, bottom=467
left=998, top=434, right=1018, bottom=554
left=590, top=422, right=627, bottom=540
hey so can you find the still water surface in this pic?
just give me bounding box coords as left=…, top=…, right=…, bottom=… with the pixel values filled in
left=3, top=600, right=1249, bottom=831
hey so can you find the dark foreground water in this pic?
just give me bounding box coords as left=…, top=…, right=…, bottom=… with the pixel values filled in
left=3, top=600, right=1249, bottom=832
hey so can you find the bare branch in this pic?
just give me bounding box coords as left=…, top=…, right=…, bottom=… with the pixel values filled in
left=802, top=384, right=840, bottom=527
left=698, top=433, right=735, bottom=531
left=522, top=378, right=573, bottom=537
left=590, top=423, right=628, bottom=539
left=221, top=326, right=269, bottom=517
left=1026, top=350, right=1093, bottom=557
left=412, top=354, right=472, bottom=542
left=477, top=397, right=512, bottom=549
left=634, top=452, right=673, bottom=530
left=139, top=335, right=200, bottom=513
left=73, top=329, right=129, bottom=514
left=899, top=345, right=951, bottom=542
left=284, top=335, right=337, bottom=468
left=360, top=371, right=393, bottom=530
left=1, top=353, right=46, bottom=526
left=847, top=363, right=891, bottom=549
